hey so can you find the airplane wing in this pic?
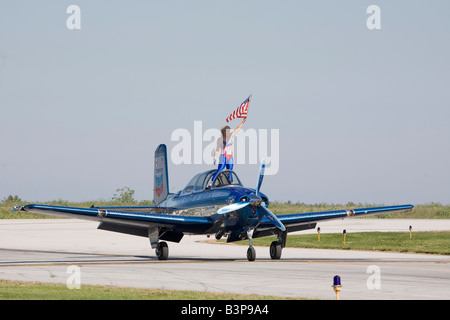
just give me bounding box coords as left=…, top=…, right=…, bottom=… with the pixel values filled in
left=253, top=204, right=414, bottom=238
left=12, top=204, right=214, bottom=240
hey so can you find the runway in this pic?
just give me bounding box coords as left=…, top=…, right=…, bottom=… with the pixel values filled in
left=1, top=219, right=449, bottom=300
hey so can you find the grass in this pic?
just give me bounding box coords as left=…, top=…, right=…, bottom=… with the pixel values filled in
left=233, top=231, right=450, bottom=255
left=0, top=279, right=299, bottom=300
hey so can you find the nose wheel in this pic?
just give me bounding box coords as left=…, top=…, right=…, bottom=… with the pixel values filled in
left=246, top=229, right=256, bottom=261
left=247, top=246, right=256, bottom=261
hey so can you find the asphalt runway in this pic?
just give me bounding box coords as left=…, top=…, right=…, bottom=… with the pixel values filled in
left=1, top=219, right=449, bottom=300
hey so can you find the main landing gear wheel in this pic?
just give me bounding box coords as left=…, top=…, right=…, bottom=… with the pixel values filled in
left=247, top=246, right=256, bottom=261
left=156, top=241, right=169, bottom=260
left=270, top=241, right=282, bottom=260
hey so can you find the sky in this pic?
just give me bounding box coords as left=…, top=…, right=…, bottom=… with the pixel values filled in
left=1, top=1, right=449, bottom=205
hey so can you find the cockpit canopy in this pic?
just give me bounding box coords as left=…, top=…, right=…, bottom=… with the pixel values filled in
left=181, top=170, right=242, bottom=195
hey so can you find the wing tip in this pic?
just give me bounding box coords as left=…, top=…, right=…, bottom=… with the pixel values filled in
left=12, top=205, right=23, bottom=212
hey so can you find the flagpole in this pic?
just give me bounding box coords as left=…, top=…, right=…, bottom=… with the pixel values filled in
left=247, top=94, right=252, bottom=119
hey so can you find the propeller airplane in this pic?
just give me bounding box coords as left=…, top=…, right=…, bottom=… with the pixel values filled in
left=13, top=144, right=414, bottom=261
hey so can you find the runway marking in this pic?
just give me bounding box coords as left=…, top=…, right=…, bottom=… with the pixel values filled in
left=0, top=259, right=244, bottom=268
left=1, top=259, right=449, bottom=270
left=1, top=248, right=448, bottom=270
left=1, top=262, right=449, bottom=273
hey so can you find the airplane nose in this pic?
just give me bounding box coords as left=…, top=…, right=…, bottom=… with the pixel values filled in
left=248, top=193, right=262, bottom=206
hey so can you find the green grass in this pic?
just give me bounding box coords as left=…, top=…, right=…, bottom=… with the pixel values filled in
left=0, top=279, right=300, bottom=300
left=236, top=231, right=450, bottom=255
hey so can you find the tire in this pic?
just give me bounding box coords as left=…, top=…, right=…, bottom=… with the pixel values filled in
left=247, top=246, right=256, bottom=261
left=156, top=242, right=169, bottom=260
left=215, top=230, right=224, bottom=240
left=270, top=241, right=282, bottom=260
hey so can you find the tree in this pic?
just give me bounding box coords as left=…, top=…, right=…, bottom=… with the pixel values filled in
left=2, top=195, right=22, bottom=204
left=112, top=187, right=137, bottom=204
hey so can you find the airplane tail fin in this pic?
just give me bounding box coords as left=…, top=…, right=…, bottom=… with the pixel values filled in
left=154, top=144, right=169, bottom=206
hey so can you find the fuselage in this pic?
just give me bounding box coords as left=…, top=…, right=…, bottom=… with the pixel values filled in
left=159, top=170, right=269, bottom=235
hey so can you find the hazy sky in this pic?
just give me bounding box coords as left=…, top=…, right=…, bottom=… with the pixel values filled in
left=1, top=1, right=449, bottom=205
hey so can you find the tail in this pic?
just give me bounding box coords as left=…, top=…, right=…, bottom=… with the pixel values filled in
left=154, top=144, right=169, bottom=206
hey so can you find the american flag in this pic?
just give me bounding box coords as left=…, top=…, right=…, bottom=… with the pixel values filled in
left=226, top=95, right=251, bottom=122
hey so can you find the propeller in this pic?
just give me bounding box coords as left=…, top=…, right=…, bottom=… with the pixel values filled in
left=217, top=160, right=286, bottom=232
left=261, top=205, right=286, bottom=232
left=217, top=201, right=250, bottom=215
left=256, top=160, right=265, bottom=196
left=254, top=160, right=285, bottom=231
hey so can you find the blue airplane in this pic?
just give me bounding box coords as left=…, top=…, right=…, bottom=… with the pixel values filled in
left=13, top=144, right=414, bottom=261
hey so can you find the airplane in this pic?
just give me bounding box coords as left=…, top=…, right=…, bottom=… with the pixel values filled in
left=13, top=144, right=414, bottom=261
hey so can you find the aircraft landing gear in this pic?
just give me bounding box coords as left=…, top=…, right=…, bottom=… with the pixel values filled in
left=270, top=241, right=282, bottom=260
left=215, top=229, right=225, bottom=240
left=156, top=241, right=169, bottom=260
left=246, top=229, right=256, bottom=261
left=269, top=231, right=287, bottom=260
left=247, top=246, right=256, bottom=261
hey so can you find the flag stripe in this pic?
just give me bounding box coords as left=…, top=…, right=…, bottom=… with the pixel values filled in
left=226, top=95, right=251, bottom=122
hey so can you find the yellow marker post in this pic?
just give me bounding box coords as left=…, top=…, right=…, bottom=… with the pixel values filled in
left=332, top=275, right=342, bottom=300
left=343, top=229, right=347, bottom=245
left=317, top=227, right=321, bottom=242
left=409, top=225, right=412, bottom=240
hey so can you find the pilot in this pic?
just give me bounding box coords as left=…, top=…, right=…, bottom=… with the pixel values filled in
left=207, top=117, right=246, bottom=188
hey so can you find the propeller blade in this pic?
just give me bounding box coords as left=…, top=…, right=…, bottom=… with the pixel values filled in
left=256, top=160, right=265, bottom=196
left=261, top=206, right=286, bottom=232
left=217, top=201, right=250, bottom=215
